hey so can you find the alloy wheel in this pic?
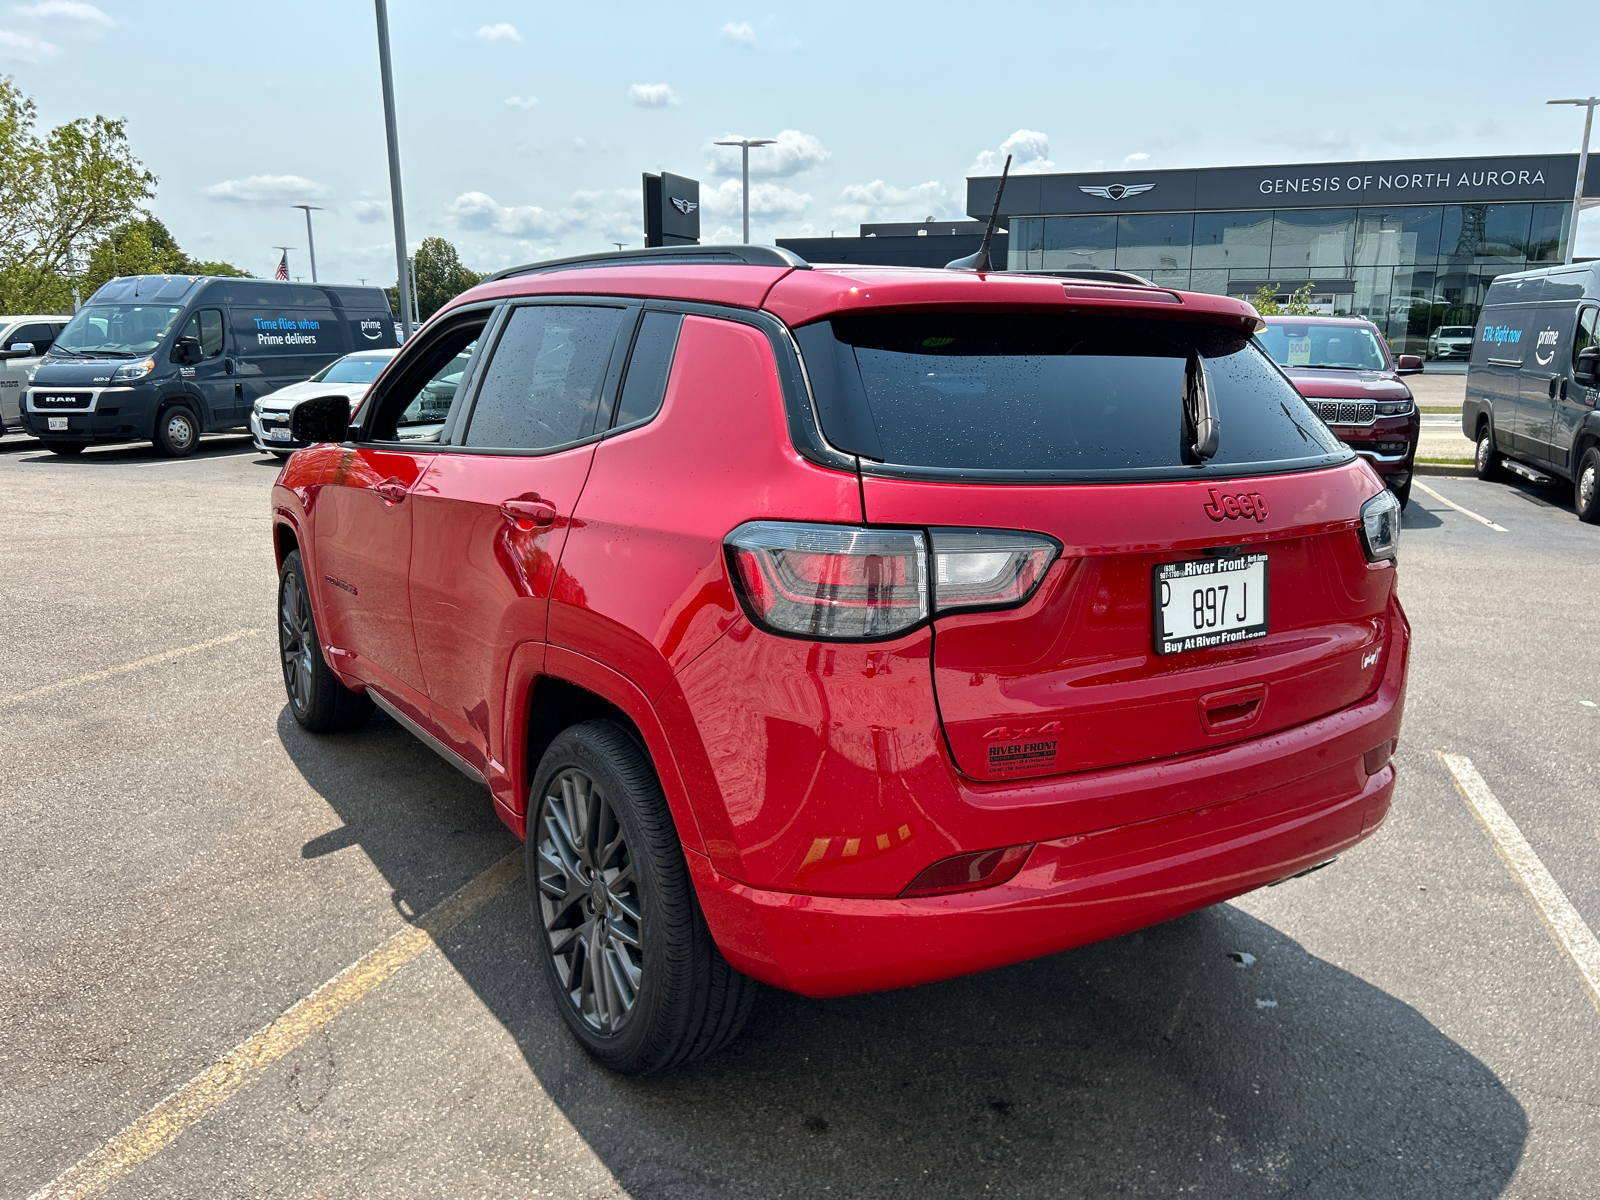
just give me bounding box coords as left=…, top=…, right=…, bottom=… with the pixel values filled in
left=279, top=575, right=315, bottom=714
left=1582, top=463, right=1596, bottom=513
left=536, top=768, right=643, bottom=1034
left=1476, top=434, right=1490, bottom=472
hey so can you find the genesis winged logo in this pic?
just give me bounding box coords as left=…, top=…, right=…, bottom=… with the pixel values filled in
left=1079, top=183, right=1156, bottom=201
left=671, top=197, right=698, bottom=214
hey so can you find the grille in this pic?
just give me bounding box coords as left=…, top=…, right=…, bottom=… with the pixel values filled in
left=1307, top=399, right=1376, bottom=426
left=32, top=391, right=93, bottom=410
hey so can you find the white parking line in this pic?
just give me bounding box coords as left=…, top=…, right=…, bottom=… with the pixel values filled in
left=0, top=629, right=263, bottom=708
left=1414, top=481, right=1509, bottom=532
left=1439, top=752, right=1600, bottom=1012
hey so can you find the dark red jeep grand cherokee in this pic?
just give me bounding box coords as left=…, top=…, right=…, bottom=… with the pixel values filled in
left=271, top=247, right=1409, bottom=1074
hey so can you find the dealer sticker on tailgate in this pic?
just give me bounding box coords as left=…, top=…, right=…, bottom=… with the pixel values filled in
left=1153, top=553, right=1269, bottom=655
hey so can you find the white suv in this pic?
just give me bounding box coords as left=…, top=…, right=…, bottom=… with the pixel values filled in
left=0, top=315, right=69, bottom=432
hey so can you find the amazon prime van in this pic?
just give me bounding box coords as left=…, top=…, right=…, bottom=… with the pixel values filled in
left=20, top=275, right=398, bottom=457
left=1463, top=261, right=1600, bottom=521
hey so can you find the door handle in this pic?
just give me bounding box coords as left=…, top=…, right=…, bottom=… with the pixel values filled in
left=374, top=477, right=409, bottom=504
left=224, top=357, right=235, bottom=375
left=500, top=495, right=557, bottom=530
left=1549, top=376, right=1560, bottom=399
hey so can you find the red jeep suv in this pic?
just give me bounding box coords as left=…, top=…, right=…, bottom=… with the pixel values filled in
left=271, top=247, right=1409, bottom=1074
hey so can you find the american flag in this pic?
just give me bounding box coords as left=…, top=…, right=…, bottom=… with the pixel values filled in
left=274, top=252, right=289, bottom=281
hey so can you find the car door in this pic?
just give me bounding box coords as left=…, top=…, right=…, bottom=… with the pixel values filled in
left=309, top=320, right=480, bottom=716
left=1552, top=304, right=1600, bottom=471
left=1470, top=310, right=1526, bottom=454
left=407, top=300, right=632, bottom=773
left=173, top=307, right=234, bottom=426
left=1519, top=305, right=1576, bottom=466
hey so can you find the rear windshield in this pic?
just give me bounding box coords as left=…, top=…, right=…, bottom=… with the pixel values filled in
left=794, top=312, right=1347, bottom=480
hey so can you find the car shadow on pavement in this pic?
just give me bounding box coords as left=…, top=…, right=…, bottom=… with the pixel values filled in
left=280, top=707, right=1527, bottom=1199
left=8, top=434, right=256, bottom=464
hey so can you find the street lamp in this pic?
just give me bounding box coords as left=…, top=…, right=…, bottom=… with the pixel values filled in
left=1548, top=97, right=1599, bottom=265
left=374, top=0, right=414, bottom=338
left=713, top=137, right=775, bottom=243
left=291, top=204, right=323, bottom=282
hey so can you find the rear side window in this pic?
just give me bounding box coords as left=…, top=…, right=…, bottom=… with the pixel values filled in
left=613, top=311, right=683, bottom=428
left=795, top=313, right=1346, bottom=479
left=466, top=304, right=625, bottom=449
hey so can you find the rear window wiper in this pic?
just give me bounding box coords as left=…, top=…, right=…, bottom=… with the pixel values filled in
left=1186, top=352, right=1219, bottom=461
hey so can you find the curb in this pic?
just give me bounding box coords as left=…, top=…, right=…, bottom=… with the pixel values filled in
left=1415, top=462, right=1475, bottom=477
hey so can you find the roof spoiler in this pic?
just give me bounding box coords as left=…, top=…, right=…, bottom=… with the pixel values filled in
left=483, top=244, right=810, bottom=284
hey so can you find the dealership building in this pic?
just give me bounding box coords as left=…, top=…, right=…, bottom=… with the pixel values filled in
left=963, top=153, right=1598, bottom=351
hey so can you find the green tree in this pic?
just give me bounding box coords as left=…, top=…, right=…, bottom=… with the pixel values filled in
left=0, top=75, right=157, bottom=312
left=80, top=215, right=249, bottom=297
left=1252, top=281, right=1318, bottom=317
left=392, top=237, right=484, bottom=322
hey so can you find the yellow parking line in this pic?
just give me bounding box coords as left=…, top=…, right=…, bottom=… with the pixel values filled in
left=1439, top=752, right=1600, bottom=1013
left=26, top=851, right=523, bottom=1200
left=0, top=629, right=264, bottom=708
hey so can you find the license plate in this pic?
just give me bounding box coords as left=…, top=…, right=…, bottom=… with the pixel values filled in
left=47, top=416, right=68, bottom=431
left=267, top=427, right=292, bottom=441
left=1153, top=553, right=1269, bottom=655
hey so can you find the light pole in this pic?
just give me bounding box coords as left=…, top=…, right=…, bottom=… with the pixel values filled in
left=374, top=0, right=414, bottom=338
left=1548, top=97, right=1599, bottom=265
left=713, top=137, right=775, bottom=243
left=291, top=204, right=323, bottom=282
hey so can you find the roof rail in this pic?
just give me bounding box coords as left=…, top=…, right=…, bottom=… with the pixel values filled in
left=1013, top=268, right=1157, bottom=287
left=483, top=244, right=810, bottom=283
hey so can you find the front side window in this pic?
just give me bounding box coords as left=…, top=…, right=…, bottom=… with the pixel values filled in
left=365, top=317, right=485, bottom=444
left=53, top=304, right=184, bottom=356
left=1258, top=323, right=1389, bottom=371
left=465, top=304, right=625, bottom=450
left=1574, top=308, right=1599, bottom=373
left=9, top=323, right=57, bottom=353
left=795, top=312, right=1345, bottom=479
left=179, top=309, right=225, bottom=358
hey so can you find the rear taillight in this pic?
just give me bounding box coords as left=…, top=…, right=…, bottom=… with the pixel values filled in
left=726, top=522, right=1061, bottom=641
left=1358, top=490, right=1400, bottom=562
left=726, top=522, right=928, bottom=640
left=930, top=527, right=1060, bottom=613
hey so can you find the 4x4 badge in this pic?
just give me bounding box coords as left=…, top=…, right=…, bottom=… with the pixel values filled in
left=1202, top=488, right=1269, bottom=522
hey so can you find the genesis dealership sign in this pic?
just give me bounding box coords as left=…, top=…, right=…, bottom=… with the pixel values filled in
left=970, top=154, right=1597, bottom=217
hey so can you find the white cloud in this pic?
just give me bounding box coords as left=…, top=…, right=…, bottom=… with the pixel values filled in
left=706, top=128, right=828, bottom=179
left=1124, top=152, right=1149, bottom=164
left=447, top=187, right=642, bottom=248
left=721, top=20, right=755, bottom=48
left=700, top=178, right=810, bottom=220
left=504, top=95, right=538, bottom=109
left=629, top=83, right=678, bottom=108
left=203, top=174, right=332, bottom=204
left=475, top=22, right=522, bottom=42
left=0, top=28, right=56, bottom=59
left=14, top=0, right=110, bottom=20
left=347, top=200, right=387, bottom=224
left=969, top=129, right=1056, bottom=176
left=831, top=179, right=948, bottom=225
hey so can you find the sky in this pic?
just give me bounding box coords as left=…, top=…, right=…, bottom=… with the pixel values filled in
left=3, top=0, right=1598, bottom=285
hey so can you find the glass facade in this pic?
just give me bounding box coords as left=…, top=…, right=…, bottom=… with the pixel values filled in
left=1008, top=202, right=1571, bottom=353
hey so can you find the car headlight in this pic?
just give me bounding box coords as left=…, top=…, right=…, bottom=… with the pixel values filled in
left=1359, top=490, right=1401, bottom=562
left=1376, top=400, right=1413, bottom=416
left=111, top=358, right=156, bottom=382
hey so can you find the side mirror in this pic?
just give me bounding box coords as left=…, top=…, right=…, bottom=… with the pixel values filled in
left=5, top=342, right=36, bottom=357
left=172, top=336, right=204, bottom=365
left=1577, top=346, right=1600, bottom=386
left=291, top=394, right=352, bottom=445
left=1395, top=354, right=1424, bottom=375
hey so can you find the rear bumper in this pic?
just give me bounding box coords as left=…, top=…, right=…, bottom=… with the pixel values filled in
left=691, top=602, right=1408, bottom=998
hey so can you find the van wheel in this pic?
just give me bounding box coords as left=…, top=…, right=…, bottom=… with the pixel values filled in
left=1391, top=477, right=1412, bottom=509
left=41, top=440, right=85, bottom=456
left=528, top=720, right=757, bottom=1075
left=278, top=550, right=373, bottom=732
left=1474, top=426, right=1504, bottom=481
left=1577, top=448, right=1600, bottom=524
left=153, top=404, right=200, bottom=457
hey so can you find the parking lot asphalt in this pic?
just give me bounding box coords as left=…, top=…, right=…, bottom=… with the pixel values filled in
left=2, top=434, right=1596, bottom=1199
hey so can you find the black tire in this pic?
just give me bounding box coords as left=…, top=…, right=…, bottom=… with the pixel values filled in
left=527, top=720, right=757, bottom=1075
left=153, top=403, right=200, bottom=457
left=1392, top=476, right=1412, bottom=510
left=1474, top=424, right=1504, bottom=482
left=41, top=440, right=85, bottom=456
left=1576, top=447, right=1600, bottom=525
left=278, top=550, right=373, bottom=733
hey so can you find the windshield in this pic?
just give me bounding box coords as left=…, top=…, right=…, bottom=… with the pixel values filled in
left=311, top=355, right=391, bottom=385
left=1258, top=323, right=1389, bottom=371
left=795, top=313, right=1346, bottom=479
left=1438, top=326, right=1473, bottom=338
left=53, top=304, right=185, bottom=356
